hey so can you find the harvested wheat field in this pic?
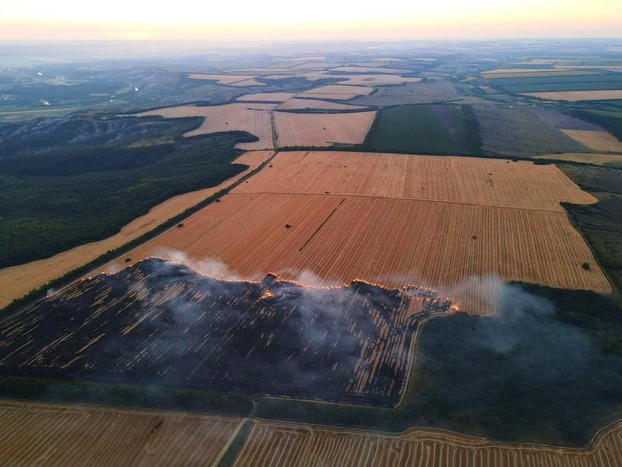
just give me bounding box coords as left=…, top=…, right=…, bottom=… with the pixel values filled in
left=187, top=73, right=257, bottom=85
left=237, top=92, right=297, bottom=102
left=0, top=400, right=241, bottom=466
left=523, top=90, right=622, bottom=101
left=300, top=85, right=374, bottom=100
left=332, top=66, right=401, bottom=74
left=334, top=74, right=423, bottom=86
left=277, top=99, right=367, bottom=111
left=109, top=193, right=611, bottom=304
left=288, top=62, right=344, bottom=70
left=233, top=151, right=597, bottom=212
left=274, top=112, right=376, bottom=147
left=229, top=78, right=266, bottom=87
left=534, top=153, right=622, bottom=165
left=135, top=103, right=276, bottom=150
left=0, top=151, right=274, bottom=309
left=561, top=130, right=622, bottom=152
left=233, top=419, right=622, bottom=467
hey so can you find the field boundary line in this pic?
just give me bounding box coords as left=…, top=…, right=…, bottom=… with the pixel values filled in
left=231, top=190, right=588, bottom=213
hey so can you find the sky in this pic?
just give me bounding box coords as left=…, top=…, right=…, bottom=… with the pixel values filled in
left=0, top=0, right=621, bottom=41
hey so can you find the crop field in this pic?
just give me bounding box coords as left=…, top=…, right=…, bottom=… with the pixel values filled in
left=187, top=73, right=264, bottom=86
left=111, top=192, right=610, bottom=305
left=274, top=111, right=376, bottom=147
left=490, top=74, right=622, bottom=93
left=236, top=92, right=297, bottom=102
left=534, top=153, right=622, bottom=165
left=561, top=130, right=622, bottom=152
left=533, top=108, right=603, bottom=131
left=350, top=81, right=457, bottom=106
left=276, top=98, right=367, bottom=111
left=135, top=103, right=276, bottom=149
left=331, top=74, right=423, bottom=86
left=0, top=150, right=273, bottom=310
left=365, top=104, right=471, bottom=154
left=233, top=420, right=622, bottom=467
left=233, top=151, right=597, bottom=212
left=472, top=104, right=588, bottom=156
left=0, top=258, right=445, bottom=405
left=524, top=90, right=622, bottom=101
left=482, top=69, right=600, bottom=79
left=0, top=400, right=241, bottom=466
left=331, top=66, right=401, bottom=74
left=299, top=85, right=374, bottom=100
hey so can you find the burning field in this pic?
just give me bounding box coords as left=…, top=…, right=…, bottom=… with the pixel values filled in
left=109, top=151, right=610, bottom=311
left=0, top=258, right=448, bottom=406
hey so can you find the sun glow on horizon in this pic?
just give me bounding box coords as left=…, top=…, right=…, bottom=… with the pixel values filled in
left=0, top=0, right=620, bottom=41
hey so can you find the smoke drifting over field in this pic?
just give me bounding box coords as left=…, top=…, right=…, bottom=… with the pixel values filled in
left=0, top=257, right=451, bottom=406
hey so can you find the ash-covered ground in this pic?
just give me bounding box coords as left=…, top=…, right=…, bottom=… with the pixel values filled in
left=0, top=258, right=451, bottom=405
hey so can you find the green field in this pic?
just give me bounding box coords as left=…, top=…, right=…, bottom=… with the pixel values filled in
left=0, top=115, right=255, bottom=268
left=473, top=104, right=587, bottom=157
left=365, top=104, right=480, bottom=154
left=489, top=73, right=622, bottom=94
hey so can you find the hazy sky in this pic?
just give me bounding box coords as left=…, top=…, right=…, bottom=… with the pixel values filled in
left=0, top=0, right=621, bottom=41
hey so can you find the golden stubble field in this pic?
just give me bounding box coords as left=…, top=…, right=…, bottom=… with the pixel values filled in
left=103, top=151, right=610, bottom=313
left=0, top=400, right=242, bottom=466
left=0, top=151, right=274, bottom=310
left=561, top=130, right=622, bottom=152
left=299, top=85, right=374, bottom=100
left=523, top=90, right=622, bottom=101
left=234, top=151, right=597, bottom=211
left=234, top=420, right=622, bottom=467
left=274, top=113, right=377, bottom=147
left=276, top=99, right=367, bottom=111
left=134, top=103, right=277, bottom=150
left=187, top=73, right=265, bottom=87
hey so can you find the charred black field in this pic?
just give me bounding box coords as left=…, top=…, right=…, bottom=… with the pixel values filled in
left=0, top=258, right=449, bottom=406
